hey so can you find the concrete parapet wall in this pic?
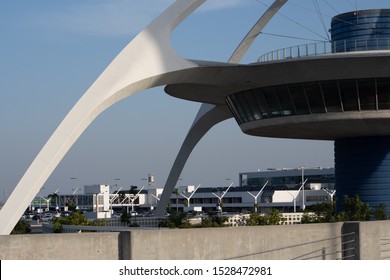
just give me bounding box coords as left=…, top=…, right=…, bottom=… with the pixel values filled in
left=359, top=220, right=390, bottom=260
left=125, top=223, right=344, bottom=260
left=0, top=232, right=120, bottom=260
left=1, top=221, right=390, bottom=260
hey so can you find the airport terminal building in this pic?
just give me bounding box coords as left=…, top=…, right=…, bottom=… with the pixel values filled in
left=38, top=168, right=335, bottom=216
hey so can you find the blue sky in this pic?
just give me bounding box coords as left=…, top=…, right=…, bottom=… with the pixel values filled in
left=0, top=0, right=387, bottom=197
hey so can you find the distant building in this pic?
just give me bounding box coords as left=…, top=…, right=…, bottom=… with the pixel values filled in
left=47, top=168, right=336, bottom=216
left=239, top=168, right=335, bottom=189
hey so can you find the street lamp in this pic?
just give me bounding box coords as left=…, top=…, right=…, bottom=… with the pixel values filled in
left=286, top=179, right=307, bottom=212
left=129, top=186, right=145, bottom=214
left=151, top=194, right=160, bottom=203
left=39, top=187, right=46, bottom=213
left=72, top=188, right=80, bottom=210
left=299, top=167, right=305, bottom=211
left=286, top=191, right=297, bottom=213
left=72, top=188, right=81, bottom=195
left=300, top=178, right=308, bottom=211
left=180, top=184, right=201, bottom=209
left=110, top=180, right=122, bottom=215
left=40, top=196, right=51, bottom=212
left=212, top=182, right=234, bottom=213
left=322, top=188, right=336, bottom=202
left=54, top=189, right=60, bottom=210
left=247, top=181, right=268, bottom=213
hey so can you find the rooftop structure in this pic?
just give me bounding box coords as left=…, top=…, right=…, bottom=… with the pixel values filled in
left=165, top=8, right=390, bottom=214
left=239, top=168, right=335, bottom=188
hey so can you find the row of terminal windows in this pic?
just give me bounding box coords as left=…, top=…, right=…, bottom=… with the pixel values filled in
left=170, top=197, right=242, bottom=205
left=247, top=175, right=335, bottom=187
left=225, top=78, right=390, bottom=125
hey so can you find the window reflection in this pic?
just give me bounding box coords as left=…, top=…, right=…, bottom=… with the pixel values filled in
left=321, top=80, right=342, bottom=112
left=377, top=78, right=390, bottom=110
left=226, top=77, right=390, bottom=125
left=275, top=85, right=295, bottom=116
left=289, top=85, right=310, bottom=115
left=358, top=78, right=376, bottom=110
left=338, top=79, right=359, bottom=111
left=304, top=82, right=326, bottom=113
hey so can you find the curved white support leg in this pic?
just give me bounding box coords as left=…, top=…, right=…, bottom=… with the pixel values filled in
left=155, top=104, right=231, bottom=216
left=229, top=0, right=288, bottom=63
left=156, top=0, right=288, bottom=215
left=0, top=0, right=206, bottom=235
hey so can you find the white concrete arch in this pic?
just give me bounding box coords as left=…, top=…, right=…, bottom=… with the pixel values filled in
left=0, top=0, right=289, bottom=233
left=155, top=0, right=288, bottom=215
left=0, top=0, right=206, bottom=235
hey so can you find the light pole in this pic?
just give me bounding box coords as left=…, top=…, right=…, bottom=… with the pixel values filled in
left=72, top=187, right=80, bottom=210
left=286, top=191, right=297, bottom=213
left=151, top=194, right=160, bottom=203
left=180, top=184, right=201, bottom=209
left=212, top=182, right=234, bottom=213
left=286, top=179, right=307, bottom=212
left=322, top=188, right=336, bottom=202
left=300, top=179, right=308, bottom=211
left=110, top=179, right=122, bottom=215
left=130, top=186, right=145, bottom=214
left=39, top=187, right=45, bottom=213
left=72, top=188, right=80, bottom=195
left=300, top=167, right=305, bottom=210
left=54, top=188, right=60, bottom=210
left=40, top=197, right=51, bottom=212
left=70, top=177, right=78, bottom=210
left=247, top=181, right=268, bottom=213
left=150, top=193, right=160, bottom=212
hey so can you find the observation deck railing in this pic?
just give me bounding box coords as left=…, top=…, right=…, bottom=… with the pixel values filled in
left=257, top=38, right=390, bottom=63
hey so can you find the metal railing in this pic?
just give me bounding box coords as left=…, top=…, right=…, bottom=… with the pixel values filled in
left=226, top=232, right=356, bottom=260
left=380, top=237, right=390, bottom=260
left=257, top=39, right=390, bottom=63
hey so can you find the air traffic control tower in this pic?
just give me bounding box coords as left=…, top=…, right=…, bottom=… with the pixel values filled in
left=166, top=9, right=390, bottom=212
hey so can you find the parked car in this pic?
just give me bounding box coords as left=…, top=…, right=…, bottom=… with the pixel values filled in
left=52, top=211, right=61, bottom=218
left=60, top=211, right=72, bottom=217
left=130, top=211, right=138, bottom=216
left=40, top=212, right=53, bottom=222
left=23, top=211, right=34, bottom=219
